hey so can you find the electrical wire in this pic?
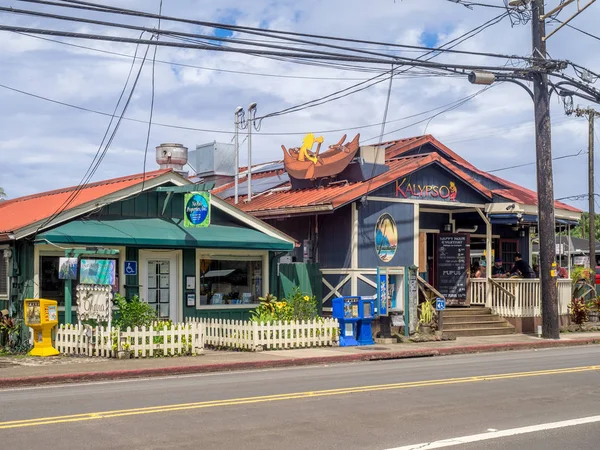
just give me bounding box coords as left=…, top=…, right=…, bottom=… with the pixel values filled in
left=487, top=150, right=587, bottom=173
left=0, top=79, right=499, bottom=136
left=11, top=32, right=401, bottom=81
left=255, top=11, right=509, bottom=122
left=136, top=0, right=162, bottom=197
left=33, top=34, right=151, bottom=235
left=17, top=0, right=547, bottom=63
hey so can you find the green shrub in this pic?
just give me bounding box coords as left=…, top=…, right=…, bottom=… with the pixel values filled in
left=113, top=294, right=157, bottom=330
left=250, top=288, right=319, bottom=324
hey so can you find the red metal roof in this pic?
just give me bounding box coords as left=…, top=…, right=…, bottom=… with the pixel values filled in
left=216, top=133, right=581, bottom=216
left=0, top=169, right=172, bottom=234
left=224, top=153, right=493, bottom=217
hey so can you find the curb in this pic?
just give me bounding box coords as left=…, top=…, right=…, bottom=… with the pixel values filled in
left=2, top=338, right=599, bottom=388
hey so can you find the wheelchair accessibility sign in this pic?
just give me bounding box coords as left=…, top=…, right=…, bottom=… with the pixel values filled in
left=124, top=261, right=137, bottom=276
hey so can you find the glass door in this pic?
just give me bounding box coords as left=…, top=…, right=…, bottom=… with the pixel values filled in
left=141, top=252, right=178, bottom=321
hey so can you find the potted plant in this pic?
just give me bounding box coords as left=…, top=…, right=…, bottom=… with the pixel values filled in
left=417, top=298, right=436, bottom=334
left=117, top=339, right=132, bottom=359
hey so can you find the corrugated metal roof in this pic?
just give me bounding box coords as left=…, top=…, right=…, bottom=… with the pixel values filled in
left=0, top=169, right=172, bottom=234
left=215, top=133, right=582, bottom=216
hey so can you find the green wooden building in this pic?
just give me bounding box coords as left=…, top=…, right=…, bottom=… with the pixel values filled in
left=0, top=169, right=295, bottom=324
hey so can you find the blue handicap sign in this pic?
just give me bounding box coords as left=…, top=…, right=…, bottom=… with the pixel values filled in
left=435, top=298, right=446, bottom=311
left=124, top=261, right=137, bottom=276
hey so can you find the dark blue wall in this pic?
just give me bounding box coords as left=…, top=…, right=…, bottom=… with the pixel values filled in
left=420, top=212, right=448, bottom=231
left=358, top=200, right=414, bottom=268
left=318, top=206, right=352, bottom=269
left=371, top=163, right=489, bottom=204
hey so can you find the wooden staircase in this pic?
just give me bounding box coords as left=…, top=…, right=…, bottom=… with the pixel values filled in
left=442, top=307, right=515, bottom=337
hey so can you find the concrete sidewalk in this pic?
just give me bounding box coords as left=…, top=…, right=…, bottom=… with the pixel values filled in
left=1, top=332, right=599, bottom=388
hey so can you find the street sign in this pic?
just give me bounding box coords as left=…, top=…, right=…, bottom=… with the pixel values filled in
left=435, top=298, right=446, bottom=311
left=124, top=261, right=137, bottom=276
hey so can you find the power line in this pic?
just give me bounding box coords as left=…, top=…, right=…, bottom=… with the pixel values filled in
left=0, top=23, right=536, bottom=72
left=0, top=79, right=490, bottom=136
left=487, top=149, right=587, bottom=172
left=10, top=32, right=398, bottom=81
left=137, top=0, right=162, bottom=197
left=17, top=0, right=546, bottom=63
left=255, top=11, right=509, bottom=121
left=35, top=32, right=151, bottom=234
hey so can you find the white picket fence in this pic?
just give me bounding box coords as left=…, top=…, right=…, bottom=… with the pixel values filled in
left=55, top=324, right=114, bottom=357
left=186, top=317, right=339, bottom=351
left=55, top=322, right=204, bottom=358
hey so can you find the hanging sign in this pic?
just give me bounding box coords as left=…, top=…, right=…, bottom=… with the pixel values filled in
left=76, top=285, right=113, bottom=323
left=58, top=257, right=78, bottom=280
left=80, top=259, right=116, bottom=285
left=184, top=192, right=211, bottom=228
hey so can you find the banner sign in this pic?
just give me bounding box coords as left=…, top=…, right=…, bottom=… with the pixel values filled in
left=184, top=192, right=211, bottom=228
left=377, top=267, right=388, bottom=316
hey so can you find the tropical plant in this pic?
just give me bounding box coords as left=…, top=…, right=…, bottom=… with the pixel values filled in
left=569, top=297, right=590, bottom=325
left=250, top=289, right=320, bottom=324
left=285, top=287, right=318, bottom=321
left=416, top=298, right=436, bottom=332
left=113, top=294, right=157, bottom=330
left=0, top=187, right=6, bottom=201
left=0, top=314, right=24, bottom=352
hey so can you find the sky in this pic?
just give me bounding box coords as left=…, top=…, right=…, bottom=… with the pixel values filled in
left=0, top=0, right=599, bottom=212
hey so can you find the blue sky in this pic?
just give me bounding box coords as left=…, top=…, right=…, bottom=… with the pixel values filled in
left=0, top=0, right=599, bottom=213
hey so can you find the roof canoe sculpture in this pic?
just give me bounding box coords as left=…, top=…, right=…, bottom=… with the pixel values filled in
left=281, top=133, right=360, bottom=180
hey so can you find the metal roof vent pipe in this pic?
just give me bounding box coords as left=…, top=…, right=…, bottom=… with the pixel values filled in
left=156, top=143, right=189, bottom=178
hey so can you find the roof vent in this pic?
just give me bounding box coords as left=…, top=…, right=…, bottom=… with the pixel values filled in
left=156, top=143, right=188, bottom=177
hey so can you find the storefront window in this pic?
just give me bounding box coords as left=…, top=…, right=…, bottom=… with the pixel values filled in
left=0, top=250, right=9, bottom=298
left=39, top=255, right=120, bottom=307
left=198, top=258, right=262, bottom=306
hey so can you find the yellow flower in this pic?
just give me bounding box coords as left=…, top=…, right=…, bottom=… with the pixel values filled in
left=303, top=295, right=309, bottom=301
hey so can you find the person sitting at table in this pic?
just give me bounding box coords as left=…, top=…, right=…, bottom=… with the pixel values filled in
left=509, top=253, right=536, bottom=278
left=492, top=258, right=506, bottom=278
left=473, top=261, right=485, bottom=278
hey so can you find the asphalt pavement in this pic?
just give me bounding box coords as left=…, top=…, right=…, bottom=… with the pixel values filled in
left=1, top=346, right=600, bottom=449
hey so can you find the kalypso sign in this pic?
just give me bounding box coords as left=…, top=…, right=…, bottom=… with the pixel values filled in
left=184, top=192, right=211, bottom=228
left=395, top=178, right=458, bottom=202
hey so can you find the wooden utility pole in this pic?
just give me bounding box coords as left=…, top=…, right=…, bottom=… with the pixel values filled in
left=589, top=113, right=595, bottom=269
left=571, top=107, right=599, bottom=268
left=532, top=0, right=560, bottom=339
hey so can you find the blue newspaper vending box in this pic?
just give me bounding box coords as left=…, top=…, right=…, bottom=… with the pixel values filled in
left=357, top=297, right=375, bottom=345
left=332, top=296, right=360, bottom=346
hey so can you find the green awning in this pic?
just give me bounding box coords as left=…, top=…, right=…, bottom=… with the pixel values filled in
left=39, top=218, right=293, bottom=251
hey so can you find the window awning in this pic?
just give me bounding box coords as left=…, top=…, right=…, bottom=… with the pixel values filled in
left=38, top=218, right=294, bottom=251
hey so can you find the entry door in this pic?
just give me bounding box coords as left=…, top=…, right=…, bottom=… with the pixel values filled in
left=141, top=253, right=178, bottom=321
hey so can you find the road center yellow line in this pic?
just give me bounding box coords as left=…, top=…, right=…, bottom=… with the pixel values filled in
left=2, top=365, right=598, bottom=430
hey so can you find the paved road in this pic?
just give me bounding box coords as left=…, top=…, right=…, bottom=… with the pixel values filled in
left=1, top=346, right=600, bottom=449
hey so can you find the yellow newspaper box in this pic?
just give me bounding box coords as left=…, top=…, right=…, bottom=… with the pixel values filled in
left=24, top=299, right=60, bottom=357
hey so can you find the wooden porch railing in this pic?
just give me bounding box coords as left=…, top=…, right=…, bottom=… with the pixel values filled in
left=468, top=278, right=571, bottom=317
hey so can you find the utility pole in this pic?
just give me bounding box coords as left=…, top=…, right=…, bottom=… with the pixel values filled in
left=570, top=107, right=599, bottom=268
left=234, top=106, right=243, bottom=205
left=589, top=113, right=596, bottom=269
left=247, top=102, right=257, bottom=202
left=531, top=0, right=559, bottom=339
